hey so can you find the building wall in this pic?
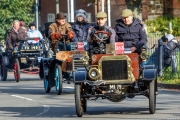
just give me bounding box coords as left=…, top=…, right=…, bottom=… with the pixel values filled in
left=39, top=0, right=180, bottom=27
left=39, top=0, right=94, bottom=25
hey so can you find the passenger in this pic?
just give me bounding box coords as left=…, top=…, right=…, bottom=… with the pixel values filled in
left=20, top=21, right=27, bottom=32
left=114, top=9, right=147, bottom=54
left=48, top=12, right=74, bottom=53
left=27, top=22, right=44, bottom=46
left=6, top=20, right=27, bottom=50
left=88, top=11, right=116, bottom=55
left=72, top=9, right=92, bottom=50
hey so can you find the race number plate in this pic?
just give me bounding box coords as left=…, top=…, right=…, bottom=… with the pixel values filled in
left=71, top=42, right=84, bottom=51
left=115, top=42, right=124, bottom=54
left=77, top=42, right=84, bottom=51
left=20, top=57, right=27, bottom=64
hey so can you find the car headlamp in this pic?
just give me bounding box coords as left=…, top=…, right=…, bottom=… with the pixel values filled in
left=140, top=48, right=148, bottom=61
left=88, top=68, right=100, bottom=81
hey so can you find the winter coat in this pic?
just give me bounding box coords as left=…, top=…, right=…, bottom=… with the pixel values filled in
left=114, top=18, right=147, bottom=54
left=88, top=23, right=116, bottom=54
left=27, top=29, right=43, bottom=43
left=6, top=27, right=27, bottom=49
left=72, top=22, right=91, bottom=42
left=49, top=22, right=73, bottom=35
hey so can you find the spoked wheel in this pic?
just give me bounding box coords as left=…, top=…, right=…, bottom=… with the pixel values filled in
left=14, top=58, right=20, bottom=82
left=54, top=64, right=62, bottom=95
left=75, top=84, right=85, bottom=117
left=0, top=56, right=7, bottom=81
left=44, top=75, right=51, bottom=93
left=149, top=79, right=156, bottom=114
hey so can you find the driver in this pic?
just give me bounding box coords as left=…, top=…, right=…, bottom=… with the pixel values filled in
left=6, top=20, right=27, bottom=50
left=48, top=12, right=74, bottom=53
left=88, top=12, right=115, bottom=55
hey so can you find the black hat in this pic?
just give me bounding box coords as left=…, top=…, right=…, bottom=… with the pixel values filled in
left=56, top=12, right=66, bottom=19
left=29, top=22, right=36, bottom=28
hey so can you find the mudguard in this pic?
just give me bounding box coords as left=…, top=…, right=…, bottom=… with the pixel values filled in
left=142, top=69, right=157, bottom=81
left=142, top=65, right=156, bottom=69
left=73, top=70, right=87, bottom=83
left=39, top=58, right=51, bottom=79
left=47, top=59, right=63, bottom=87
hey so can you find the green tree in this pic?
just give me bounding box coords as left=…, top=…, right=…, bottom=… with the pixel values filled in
left=0, top=0, right=35, bottom=41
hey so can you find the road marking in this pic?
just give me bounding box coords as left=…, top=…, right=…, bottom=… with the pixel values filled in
left=11, top=95, right=35, bottom=101
left=63, top=86, right=74, bottom=89
left=11, top=95, right=50, bottom=117
left=36, top=105, right=50, bottom=117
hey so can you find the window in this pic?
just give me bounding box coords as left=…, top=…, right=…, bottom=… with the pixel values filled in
left=47, top=13, right=55, bottom=22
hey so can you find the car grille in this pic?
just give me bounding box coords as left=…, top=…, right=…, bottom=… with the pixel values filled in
left=102, top=60, right=128, bottom=80
left=73, top=60, right=84, bottom=70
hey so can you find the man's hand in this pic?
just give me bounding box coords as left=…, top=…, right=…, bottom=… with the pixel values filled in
left=130, top=46, right=137, bottom=52
left=67, top=31, right=74, bottom=39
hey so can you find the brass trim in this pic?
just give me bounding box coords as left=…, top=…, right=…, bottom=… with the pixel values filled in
left=98, top=55, right=135, bottom=83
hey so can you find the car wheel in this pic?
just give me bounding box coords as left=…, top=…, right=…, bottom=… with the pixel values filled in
left=14, top=58, right=20, bottom=82
left=55, top=64, right=62, bottom=95
left=149, top=79, right=156, bottom=114
left=83, top=98, right=87, bottom=112
left=44, top=75, right=51, bottom=93
left=0, top=56, right=7, bottom=81
left=75, top=84, right=84, bottom=117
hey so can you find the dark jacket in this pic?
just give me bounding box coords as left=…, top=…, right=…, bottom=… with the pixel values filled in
left=114, top=18, right=147, bottom=54
left=72, top=22, right=91, bottom=42
left=88, top=23, right=116, bottom=54
left=6, top=27, right=27, bottom=49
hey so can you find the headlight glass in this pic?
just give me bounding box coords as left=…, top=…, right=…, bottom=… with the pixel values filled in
left=88, top=68, right=100, bottom=81
left=91, top=71, right=97, bottom=77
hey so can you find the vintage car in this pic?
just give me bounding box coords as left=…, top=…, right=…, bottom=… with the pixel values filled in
left=0, top=38, right=47, bottom=82
left=39, top=34, right=88, bottom=95
left=73, top=31, right=157, bottom=117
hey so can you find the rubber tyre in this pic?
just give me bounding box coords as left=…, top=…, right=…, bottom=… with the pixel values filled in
left=14, top=58, right=20, bottom=82
left=55, top=64, right=62, bottom=95
left=149, top=80, right=156, bottom=114
left=44, top=76, right=51, bottom=93
left=0, top=56, right=7, bottom=81
left=75, top=84, right=83, bottom=117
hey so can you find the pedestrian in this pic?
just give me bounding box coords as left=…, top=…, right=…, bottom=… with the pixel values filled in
left=114, top=9, right=147, bottom=54
left=20, top=21, right=27, bottom=32
left=48, top=12, right=74, bottom=53
left=88, top=11, right=116, bottom=55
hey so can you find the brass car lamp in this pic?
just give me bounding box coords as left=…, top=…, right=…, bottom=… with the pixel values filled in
left=81, top=53, right=89, bottom=65
left=140, top=48, right=148, bottom=61
left=88, top=68, right=100, bottom=81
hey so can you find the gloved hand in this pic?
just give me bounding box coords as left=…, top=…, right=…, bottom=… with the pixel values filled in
left=55, top=32, right=62, bottom=40
left=51, top=32, right=62, bottom=40
left=9, top=46, right=13, bottom=50
left=67, top=31, right=74, bottom=39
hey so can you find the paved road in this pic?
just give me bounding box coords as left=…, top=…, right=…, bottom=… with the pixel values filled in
left=0, top=73, right=180, bottom=120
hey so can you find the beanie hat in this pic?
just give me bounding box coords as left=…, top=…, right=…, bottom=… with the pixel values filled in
left=28, top=22, right=36, bottom=28
left=75, top=9, right=87, bottom=20
left=20, top=21, right=25, bottom=27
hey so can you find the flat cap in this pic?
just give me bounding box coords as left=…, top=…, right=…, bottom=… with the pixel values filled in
left=96, top=12, right=107, bottom=18
left=121, top=9, right=133, bottom=17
